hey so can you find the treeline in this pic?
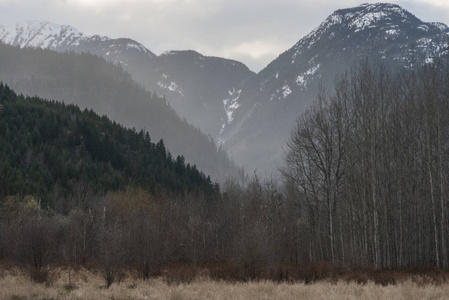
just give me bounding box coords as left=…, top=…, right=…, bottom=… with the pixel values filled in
left=0, top=83, right=218, bottom=212
left=282, top=58, right=449, bottom=269
left=2, top=59, right=449, bottom=287
left=0, top=41, right=237, bottom=181
left=0, top=176, right=303, bottom=286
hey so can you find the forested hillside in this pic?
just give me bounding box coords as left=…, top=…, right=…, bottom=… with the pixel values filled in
left=2, top=58, right=449, bottom=288
left=0, top=41, right=237, bottom=181
left=0, top=83, right=218, bottom=213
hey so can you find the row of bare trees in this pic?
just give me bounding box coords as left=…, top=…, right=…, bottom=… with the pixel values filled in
left=0, top=179, right=305, bottom=284
left=282, top=59, right=449, bottom=268
left=1, top=59, right=449, bottom=286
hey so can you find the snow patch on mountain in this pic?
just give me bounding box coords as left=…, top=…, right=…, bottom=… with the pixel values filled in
left=270, top=82, right=292, bottom=101
left=157, top=81, right=185, bottom=96
left=157, top=73, right=184, bottom=96
left=386, top=28, right=399, bottom=35
left=282, top=84, right=292, bottom=98
left=350, top=11, right=388, bottom=32
left=296, top=64, right=320, bottom=90
left=289, top=3, right=428, bottom=66
left=431, top=22, right=449, bottom=32
left=222, top=89, right=241, bottom=129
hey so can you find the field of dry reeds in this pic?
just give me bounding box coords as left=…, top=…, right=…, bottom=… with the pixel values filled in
left=1, top=265, right=449, bottom=300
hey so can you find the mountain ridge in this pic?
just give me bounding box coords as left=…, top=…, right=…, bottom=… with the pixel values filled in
left=218, top=2, right=449, bottom=176
left=0, top=20, right=254, bottom=138
left=1, top=3, right=448, bottom=178
left=0, top=41, right=238, bottom=182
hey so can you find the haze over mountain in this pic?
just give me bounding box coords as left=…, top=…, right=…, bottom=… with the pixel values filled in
left=0, top=42, right=237, bottom=182
left=1, top=3, right=448, bottom=178
left=0, top=83, right=218, bottom=209
left=220, top=2, right=449, bottom=176
left=0, top=21, right=254, bottom=138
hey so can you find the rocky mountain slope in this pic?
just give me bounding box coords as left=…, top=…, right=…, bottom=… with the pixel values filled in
left=219, top=3, right=449, bottom=176
left=0, top=21, right=254, bottom=138
left=1, top=3, right=448, bottom=178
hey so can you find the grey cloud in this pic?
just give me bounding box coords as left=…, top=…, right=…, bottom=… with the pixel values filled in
left=0, top=0, right=447, bottom=72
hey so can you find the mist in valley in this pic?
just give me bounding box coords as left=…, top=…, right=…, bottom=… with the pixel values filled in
left=2, top=1, right=449, bottom=295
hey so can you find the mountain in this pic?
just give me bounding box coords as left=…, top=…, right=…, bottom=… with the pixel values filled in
left=0, top=20, right=156, bottom=65
left=147, top=50, right=254, bottom=137
left=2, top=3, right=448, bottom=178
left=0, top=42, right=237, bottom=182
left=218, top=3, right=449, bottom=176
left=0, top=21, right=255, bottom=138
left=0, top=83, right=218, bottom=212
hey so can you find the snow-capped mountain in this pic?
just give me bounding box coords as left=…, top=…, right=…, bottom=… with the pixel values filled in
left=0, top=20, right=156, bottom=65
left=218, top=2, right=449, bottom=177
left=0, top=20, right=254, bottom=138
left=2, top=3, right=448, bottom=178
left=0, top=21, right=84, bottom=48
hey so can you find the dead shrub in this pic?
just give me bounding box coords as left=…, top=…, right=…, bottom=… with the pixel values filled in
left=370, top=270, right=398, bottom=286
left=340, top=271, right=370, bottom=284
left=296, top=261, right=335, bottom=283
left=14, top=217, right=59, bottom=285
left=29, top=267, right=52, bottom=285
left=159, top=262, right=207, bottom=285
left=267, top=264, right=292, bottom=282
left=208, top=262, right=248, bottom=282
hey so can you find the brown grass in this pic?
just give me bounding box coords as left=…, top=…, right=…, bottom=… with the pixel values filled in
left=1, top=266, right=449, bottom=299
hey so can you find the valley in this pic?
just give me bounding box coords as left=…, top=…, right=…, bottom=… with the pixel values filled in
left=1, top=2, right=449, bottom=297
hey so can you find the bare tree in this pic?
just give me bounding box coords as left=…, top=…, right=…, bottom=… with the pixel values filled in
left=14, top=216, right=59, bottom=283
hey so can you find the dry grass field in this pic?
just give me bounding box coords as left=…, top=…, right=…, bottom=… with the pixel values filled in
left=1, top=267, right=449, bottom=300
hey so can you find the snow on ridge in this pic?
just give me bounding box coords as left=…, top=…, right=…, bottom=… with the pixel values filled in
left=430, top=22, right=449, bottom=32
left=319, top=3, right=412, bottom=34
left=0, top=24, right=14, bottom=43
left=347, top=3, right=417, bottom=32
left=126, top=42, right=153, bottom=56
left=350, top=11, right=389, bottom=32
left=161, top=50, right=178, bottom=56
left=291, top=3, right=415, bottom=60
left=0, top=20, right=85, bottom=48
left=126, top=42, right=146, bottom=52
left=0, top=20, right=157, bottom=60
left=328, top=14, right=343, bottom=27
left=292, top=5, right=388, bottom=57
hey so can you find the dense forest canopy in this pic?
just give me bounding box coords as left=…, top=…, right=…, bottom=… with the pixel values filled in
left=0, top=83, right=218, bottom=213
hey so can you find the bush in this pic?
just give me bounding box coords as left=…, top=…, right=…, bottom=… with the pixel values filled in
left=13, top=217, right=59, bottom=284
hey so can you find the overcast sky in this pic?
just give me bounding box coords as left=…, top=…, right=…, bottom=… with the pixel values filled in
left=0, top=0, right=448, bottom=72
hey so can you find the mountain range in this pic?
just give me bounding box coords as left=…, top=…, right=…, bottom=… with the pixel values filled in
left=220, top=2, right=449, bottom=175
left=1, top=2, right=448, bottom=178
left=0, top=42, right=238, bottom=182
left=0, top=21, right=254, bottom=139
